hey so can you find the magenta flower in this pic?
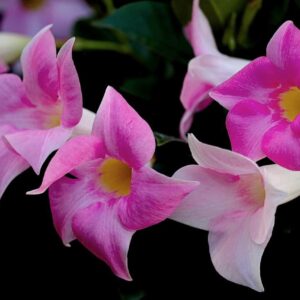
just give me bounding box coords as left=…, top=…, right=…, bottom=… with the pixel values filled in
left=210, top=21, right=300, bottom=170
left=1, top=0, right=92, bottom=39
left=0, top=25, right=93, bottom=198
left=171, top=134, right=300, bottom=291
left=29, top=86, right=198, bottom=280
left=180, top=0, right=249, bottom=138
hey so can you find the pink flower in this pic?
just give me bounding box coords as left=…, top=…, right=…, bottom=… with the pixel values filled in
left=180, top=0, right=249, bottom=138
left=0, top=25, right=94, bottom=199
left=171, top=134, right=300, bottom=291
left=28, top=86, right=198, bottom=280
left=1, top=0, right=92, bottom=39
left=211, top=21, right=300, bottom=170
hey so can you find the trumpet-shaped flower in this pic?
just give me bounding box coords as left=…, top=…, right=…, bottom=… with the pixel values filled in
left=0, top=25, right=94, bottom=199
left=180, top=0, right=249, bottom=138
left=171, top=134, right=300, bottom=291
left=210, top=21, right=300, bottom=170
left=28, top=86, right=198, bottom=280
left=1, top=0, right=92, bottom=39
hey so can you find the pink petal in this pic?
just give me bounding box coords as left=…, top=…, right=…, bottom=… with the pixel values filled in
left=210, top=57, right=284, bottom=110
left=184, top=0, right=219, bottom=56
left=0, top=61, right=8, bottom=73
left=118, top=166, right=198, bottom=230
left=72, top=108, right=96, bottom=136
left=226, top=100, right=275, bottom=161
left=267, top=21, right=300, bottom=85
left=49, top=173, right=104, bottom=245
left=57, top=37, right=82, bottom=127
left=5, top=126, right=72, bottom=175
left=21, top=25, right=59, bottom=106
left=171, top=165, right=252, bottom=230
left=0, top=125, right=29, bottom=198
left=188, top=134, right=260, bottom=176
left=93, top=86, right=155, bottom=169
left=72, top=201, right=134, bottom=280
left=209, top=212, right=268, bottom=292
left=28, top=135, right=104, bottom=194
left=262, top=122, right=300, bottom=170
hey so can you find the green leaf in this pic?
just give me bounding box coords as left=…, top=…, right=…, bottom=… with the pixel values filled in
left=171, top=0, right=193, bottom=26
left=91, top=1, right=192, bottom=65
left=201, top=0, right=246, bottom=30
left=222, top=13, right=237, bottom=52
left=237, top=0, right=262, bottom=48
left=154, top=132, right=184, bottom=147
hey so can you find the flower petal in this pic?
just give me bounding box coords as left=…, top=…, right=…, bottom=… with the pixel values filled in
left=118, top=166, right=198, bottom=230
left=267, top=21, right=300, bottom=85
left=5, top=126, right=72, bottom=175
left=184, top=0, right=218, bottom=56
left=0, top=61, right=8, bottom=73
left=72, top=201, right=135, bottom=280
left=93, top=86, right=155, bottom=169
left=210, top=57, right=284, bottom=110
left=72, top=108, right=96, bottom=136
left=28, top=135, right=104, bottom=195
left=188, top=134, right=260, bottom=175
left=209, top=212, right=268, bottom=292
left=226, top=100, right=275, bottom=161
left=57, top=37, right=82, bottom=127
left=171, top=165, right=251, bottom=230
left=49, top=174, right=104, bottom=245
left=21, top=25, right=59, bottom=106
left=262, top=122, right=300, bottom=170
left=0, top=125, right=29, bottom=199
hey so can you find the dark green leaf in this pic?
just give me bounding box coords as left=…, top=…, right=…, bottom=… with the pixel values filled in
left=222, top=13, right=237, bottom=52
left=171, top=0, right=193, bottom=26
left=154, top=132, right=184, bottom=147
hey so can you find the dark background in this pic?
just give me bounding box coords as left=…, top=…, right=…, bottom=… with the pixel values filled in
left=1, top=0, right=300, bottom=298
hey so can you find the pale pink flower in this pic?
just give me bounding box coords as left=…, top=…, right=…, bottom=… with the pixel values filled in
left=28, top=86, right=198, bottom=280
left=0, top=25, right=93, bottom=198
left=1, top=0, right=92, bottom=39
left=211, top=21, right=300, bottom=170
left=171, top=134, right=300, bottom=291
left=180, top=0, right=249, bottom=138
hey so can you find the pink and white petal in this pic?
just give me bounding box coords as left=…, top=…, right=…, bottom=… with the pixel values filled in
left=72, top=201, right=135, bottom=280
left=72, top=108, right=96, bottom=137
left=189, top=54, right=249, bottom=87
left=261, top=164, right=300, bottom=203
left=226, top=100, right=275, bottom=161
left=262, top=122, right=300, bottom=170
left=93, top=86, right=155, bottom=169
left=118, top=166, right=198, bottom=231
left=50, top=0, right=92, bottom=39
left=184, top=0, right=219, bottom=56
left=57, top=38, right=82, bottom=127
left=49, top=175, right=104, bottom=245
left=210, top=57, right=284, bottom=110
left=21, top=25, right=59, bottom=106
left=188, top=134, right=260, bottom=176
left=209, top=212, right=268, bottom=292
left=267, top=21, right=300, bottom=85
left=0, top=125, right=29, bottom=198
left=171, top=165, right=251, bottom=230
left=5, top=126, right=72, bottom=175
left=28, top=135, right=104, bottom=195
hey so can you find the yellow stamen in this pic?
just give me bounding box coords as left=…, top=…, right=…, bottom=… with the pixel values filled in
left=21, top=0, right=45, bottom=10
left=99, top=158, right=132, bottom=197
left=48, top=114, right=61, bottom=128
left=279, top=86, right=300, bottom=121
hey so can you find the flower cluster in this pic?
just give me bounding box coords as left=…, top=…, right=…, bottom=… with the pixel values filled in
left=1, top=0, right=300, bottom=294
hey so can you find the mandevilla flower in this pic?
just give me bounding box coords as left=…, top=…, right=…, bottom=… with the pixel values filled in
left=171, top=134, right=300, bottom=291
left=210, top=21, right=300, bottom=170
left=28, top=86, right=198, bottom=280
left=180, top=0, right=249, bottom=138
left=0, top=25, right=94, bottom=198
left=0, top=0, right=92, bottom=39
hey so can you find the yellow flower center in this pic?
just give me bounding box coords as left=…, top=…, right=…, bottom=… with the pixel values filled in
left=48, top=114, right=61, bottom=128
left=99, top=158, right=132, bottom=197
left=21, top=0, right=45, bottom=10
left=239, top=173, right=265, bottom=206
left=279, top=86, right=300, bottom=121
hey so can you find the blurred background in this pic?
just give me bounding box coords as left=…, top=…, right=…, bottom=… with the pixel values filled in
left=1, top=0, right=300, bottom=298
